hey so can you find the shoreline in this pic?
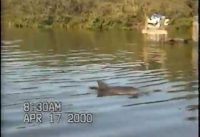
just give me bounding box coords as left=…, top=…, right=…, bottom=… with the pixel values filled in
left=2, top=19, right=193, bottom=32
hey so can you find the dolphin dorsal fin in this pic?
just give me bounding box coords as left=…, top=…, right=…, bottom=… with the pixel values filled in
left=97, top=80, right=109, bottom=90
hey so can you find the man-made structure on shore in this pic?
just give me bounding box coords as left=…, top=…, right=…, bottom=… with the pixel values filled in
left=192, top=16, right=198, bottom=42
left=142, top=14, right=198, bottom=43
left=142, top=14, right=169, bottom=42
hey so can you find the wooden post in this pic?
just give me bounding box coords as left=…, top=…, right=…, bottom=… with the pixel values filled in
left=192, top=16, right=198, bottom=42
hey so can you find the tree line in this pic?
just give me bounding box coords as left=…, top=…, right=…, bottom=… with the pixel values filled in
left=2, top=0, right=198, bottom=30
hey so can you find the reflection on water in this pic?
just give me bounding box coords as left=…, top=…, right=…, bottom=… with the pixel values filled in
left=1, top=28, right=198, bottom=137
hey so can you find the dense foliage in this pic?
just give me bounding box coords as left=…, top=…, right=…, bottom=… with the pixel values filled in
left=2, top=0, right=198, bottom=30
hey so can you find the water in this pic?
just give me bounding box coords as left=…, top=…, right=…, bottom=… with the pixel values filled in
left=1, top=28, right=198, bottom=137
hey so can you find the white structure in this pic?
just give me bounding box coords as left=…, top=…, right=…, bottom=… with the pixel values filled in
left=142, top=14, right=169, bottom=42
left=146, top=14, right=169, bottom=29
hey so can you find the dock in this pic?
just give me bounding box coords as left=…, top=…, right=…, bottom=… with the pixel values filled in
left=142, top=29, right=168, bottom=42
left=142, top=29, right=168, bottom=35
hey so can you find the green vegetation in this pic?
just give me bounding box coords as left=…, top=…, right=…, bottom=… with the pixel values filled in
left=2, top=0, right=198, bottom=30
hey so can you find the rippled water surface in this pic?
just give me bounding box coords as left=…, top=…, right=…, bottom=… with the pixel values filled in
left=1, top=28, right=198, bottom=137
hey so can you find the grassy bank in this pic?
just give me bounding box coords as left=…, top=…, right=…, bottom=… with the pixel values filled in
left=2, top=0, right=198, bottom=30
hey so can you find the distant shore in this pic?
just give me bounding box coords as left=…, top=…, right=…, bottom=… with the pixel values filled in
left=2, top=0, right=198, bottom=30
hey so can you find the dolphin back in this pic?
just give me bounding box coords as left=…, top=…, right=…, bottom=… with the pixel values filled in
left=97, top=80, right=109, bottom=90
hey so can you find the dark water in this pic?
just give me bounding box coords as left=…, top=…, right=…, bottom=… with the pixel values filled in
left=1, top=28, right=198, bottom=137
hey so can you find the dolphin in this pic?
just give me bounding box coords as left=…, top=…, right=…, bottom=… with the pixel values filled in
left=90, top=80, right=139, bottom=97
